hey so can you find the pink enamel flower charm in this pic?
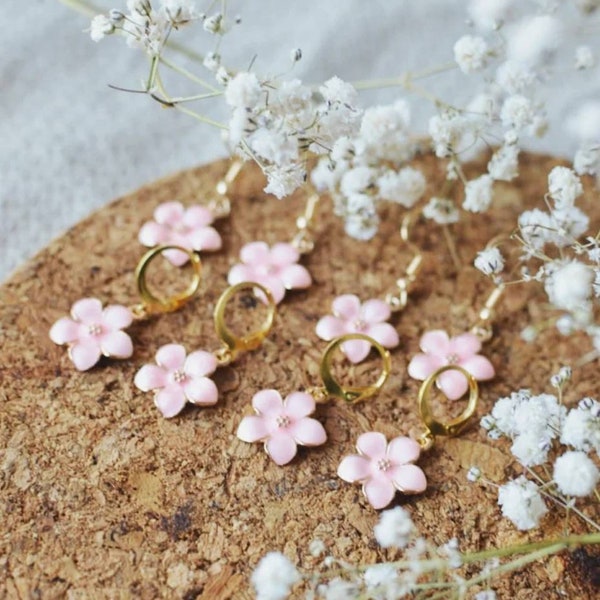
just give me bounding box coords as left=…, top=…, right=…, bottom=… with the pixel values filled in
left=407, top=330, right=494, bottom=400
left=134, top=344, right=218, bottom=418
left=316, top=294, right=399, bottom=363
left=227, top=241, right=311, bottom=304
left=236, top=389, right=327, bottom=465
left=49, top=298, right=134, bottom=371
left=338, top=432, right=427, bottom=509
left=138, top=201, right=222, bottom=266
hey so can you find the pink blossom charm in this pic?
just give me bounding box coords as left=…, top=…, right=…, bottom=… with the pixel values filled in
left=407, top=330, right=494, bottom=400
left=134, top=344, right=219, bottom=418
left=236, top=389, right=327, bottom=465
left=316, top=294, right=399, bottom=363
left=49, top=297, right=134, bottom=371
left=338, top=432, right=427, bottom=509
left=138, top=201, right=222, bottom=266
left=227, top=241, right=312, bottom=304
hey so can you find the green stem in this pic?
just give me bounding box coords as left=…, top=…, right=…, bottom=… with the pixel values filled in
left=351, top=62, right=457, bottom=90
left=159, top=56, right=221, bottom=93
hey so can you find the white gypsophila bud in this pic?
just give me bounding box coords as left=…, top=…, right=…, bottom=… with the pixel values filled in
left=203, top=12, right=223, bottom=33
left=474, top=246, right=505, bottom=276
left=506, top=15, right=562, bottom=66
left=497, top=476, right=548, bottom=530
left=566, top=101, right=600, bottom=144
left=468, top=0, right=514, bottom=30
left=340, top=166, right=375, bottom=197
left=547, top=166, right=583, bottom=209
left=203, top=51, right=220, bottom=72
left=561, top=400, right=600, bottom=454
left=161, top=0, right=198, bottom=23
left=495, top=60, right=535, bottom=94
left=251, top=552, right=300, bottom=600
left=290, top=48, right=302, bottom=62
left=521, top=325, right=538, bottom=342
left=553, top=451, right=599, bottom=496
left=109, top=9, right=125, bottom=23
left=423, top=197, right=460, bottom=225
left=454, top=35, right=489, bottom=74
left=544, top=260, right=594, bottom=312
left=225, top=72, right=262, bottom=108
left=344, top=195, right=379, bottom=240
left=215, top=66, right=230, bottom=85
left=90, top=15, right=115, bottom=41
left=501, top=95, right=534, bottom=130
left=488, top=144, right=519, bottom=181
left=467, top=466, right=482, bottom=482
left=374, top=506, right=415, bottom=549
left=575, top=45, right=595, bottom=69
left=310, top=159, right=339, bottom=192
left=319, top=76, right=357, bottom=105
left=363, top=564, right=400, bottom=596
left=574, top=145, right=600, bottom=177
left=518, top=208, right=554, bottom=252
left=556, top=314, right=576, bottom=335
left=377, top=167, right=426, bottom=208
left=463, top=174, right=494, bottom=213
left=550, top=366, right=572, bottom=388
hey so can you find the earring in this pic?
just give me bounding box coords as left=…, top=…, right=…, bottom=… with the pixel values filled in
left=134, top=281, right=276, bottom=418
left=227, top=193, right=319, bottom=304
left=138, top=160, right=243, bottom=266
left=49, top=244, right=202, bottom=371
left=315, top=212, right=422, bottom=362
left=236, top=333, right=391, bottom=465
left=338, top=365, right=479, bottom=509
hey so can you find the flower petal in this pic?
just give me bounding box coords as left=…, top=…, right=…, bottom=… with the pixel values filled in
left=163, top=248, right=192, bottom=267
left=315, top=315, right=346, bottom=341
left=337, top=455, right=371, bottom=482
left=269, top=243, right=300, bottom=267
left=71, top=298, right=103, bottom=324
left=134, top=364, right=168, bottom=391
left=228, top=264, right=259, bottom=286
left=252, top=389, right=284, bottom=416
left=259, top=276, right=287, bottom=305
left=154, top=201, right=184, bottom=225
left=438, top=368, right=469, bottom=401
left=391, top=464, right=427, bottom=494
left=279, top=264, right=312, bottom=290
left=184, top=376, right=218, bottom=406
left=284, top=392, right=316, bottom=419
left=183, top=205, right=214, bottom=228
left=266, top=434, right=298, bottom=466
left=449, top=332, right=482, bottom=359
left=186, top=227, right=222, bottom=252
left=102, top=305, right=133, bottom=330
left=461, top=354, right=495, bottom=381
left=342, top=338, right=371, bottom=363
left=366, top=323, right=400, bottom=349
left=154, top=387, right=187, bottom=418
left=289, top=417, right=327, bottom=446
left=356, top=431, right=388, bottom=460
left=184, top=350, right=218, bottom=378
left=407, top=353, right=443, bottom=380
left=49, top=317, right=80, bottom=345
left=387, top=436, right=421, bottom=465
left=361, top=299, right=391, bottom=324
left=363, top=478, right=396, bottom=509
left=237, top=415, right=269, bottom=443
left=419, top=330, right=450, bottom=355
left=240, top=241, right=270, bottom=265
left=100, top=331, right=134, bottom=359
left=138, top=221, right=167, bottom=246
left=155, top=344, right=187, bottom=370
left=332, top=294, right=361, bottom=320
left=69, top=340, right=102, bottom=371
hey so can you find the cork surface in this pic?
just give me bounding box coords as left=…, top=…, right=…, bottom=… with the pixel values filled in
left=1, top=154, right=599, bottom=599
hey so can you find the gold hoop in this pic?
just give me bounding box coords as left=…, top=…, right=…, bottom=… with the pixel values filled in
left=134, top=245, right=202, bottom=316
left=320, top=333, right=391, bottom=404
left=418, top=365, right=479, bottom=438
left=213, top=282, right=276, bottom=357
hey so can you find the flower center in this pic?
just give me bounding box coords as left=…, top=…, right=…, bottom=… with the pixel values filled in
left=446, top=353, right=460, bottom=364
left=276, top=415, right=291, bottom=428
left=257, top=264, right=278, bottom=276
left=87, top=323, right=103, bottom=336
left=172, top=370, right=187, bottom=384
left=376, top=458, right=391, bottom=472
left=353, top=318, right=367, bottom=331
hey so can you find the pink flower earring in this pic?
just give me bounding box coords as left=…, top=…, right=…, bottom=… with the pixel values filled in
left=49, top=245, right=202, bottom=371
left=227, top=193, right=319, bottom=304
left=338, top=364, right=480, bottom=509
left=236, top=333, right=391, bottom=465
left=139, top=160, right=243, bottom=266
left=134, top=282, right=276, bottom=418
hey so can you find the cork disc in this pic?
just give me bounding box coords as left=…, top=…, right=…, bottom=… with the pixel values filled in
left=1, top=154, right=598, bottom=598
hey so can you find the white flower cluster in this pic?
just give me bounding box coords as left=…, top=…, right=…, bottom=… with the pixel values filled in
left=251, top=551, right=300, bottom=600
left=480, top=376, right=600, bottom=530
left=311, top=99, right=427, bottom=239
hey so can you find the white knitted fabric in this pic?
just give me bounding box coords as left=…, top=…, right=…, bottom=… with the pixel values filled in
left=0, top=0, right=594, bottom=281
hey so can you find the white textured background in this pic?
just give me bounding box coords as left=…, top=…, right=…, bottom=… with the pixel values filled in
left=1, top=0, right=597, bottom=281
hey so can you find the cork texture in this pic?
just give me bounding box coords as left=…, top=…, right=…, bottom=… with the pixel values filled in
left=1, top=153, right=599, bottom=599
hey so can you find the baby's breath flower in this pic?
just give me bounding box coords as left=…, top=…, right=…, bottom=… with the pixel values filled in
left=363, top=563, right=400, bottom=599
left=374, top=506, right=415, bottom=549
left=463, top=174, right=494, bottom=212
left=550, top=365, right=571, bottom=388
left=454, top=35, right=490, bottom=74
left=467, top=466, right=482, bottom=482
left=553, top=451, right=599, bottom=497
left=90, top=15, right=115, bottom=42
left=377, top=167, right=426, bottom=208
left=344, top=195, right=379, bottom=241
left=225, top=72, right=262, bottom=108
left=495, top=60, right=536, bottom=94
left=203, top=51, right=220, bottom=72
left=487, top=144, right=519, bottom=181
left=474, top=246, right=505, bottom=276
left=500, top=95, right=535, bottom=130
left=290, top=48, right=302, bottom=63
left=561, top=399, right=600, bottom=454
left=320, top=76, right=358, bottom=106
left=423, top=197, right=459, bottom=224
left=547, top=167, right=583, bottom=209
left=498, top=476, right=548, bottom=530
left=203, top=12, right=223, bottom=33
left=544, top=260, right=594, bottom=313
left=429, top=111, right=469, bottom=158
left=574, top=145, right=600, bottom=177
left=506, top=15, right=562, bottom=67
left=317, top=578, right=360, bottom=599
left=251, top=552, right=300, bottom=600
left=468, top=0, right=514, bottom=30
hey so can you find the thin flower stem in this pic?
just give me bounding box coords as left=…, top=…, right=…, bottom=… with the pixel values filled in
left=442, top=224, right=462, bottom=271
left=351, top=62, right=457, bottom=90
left=158, top=56, right=221, bottom=93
